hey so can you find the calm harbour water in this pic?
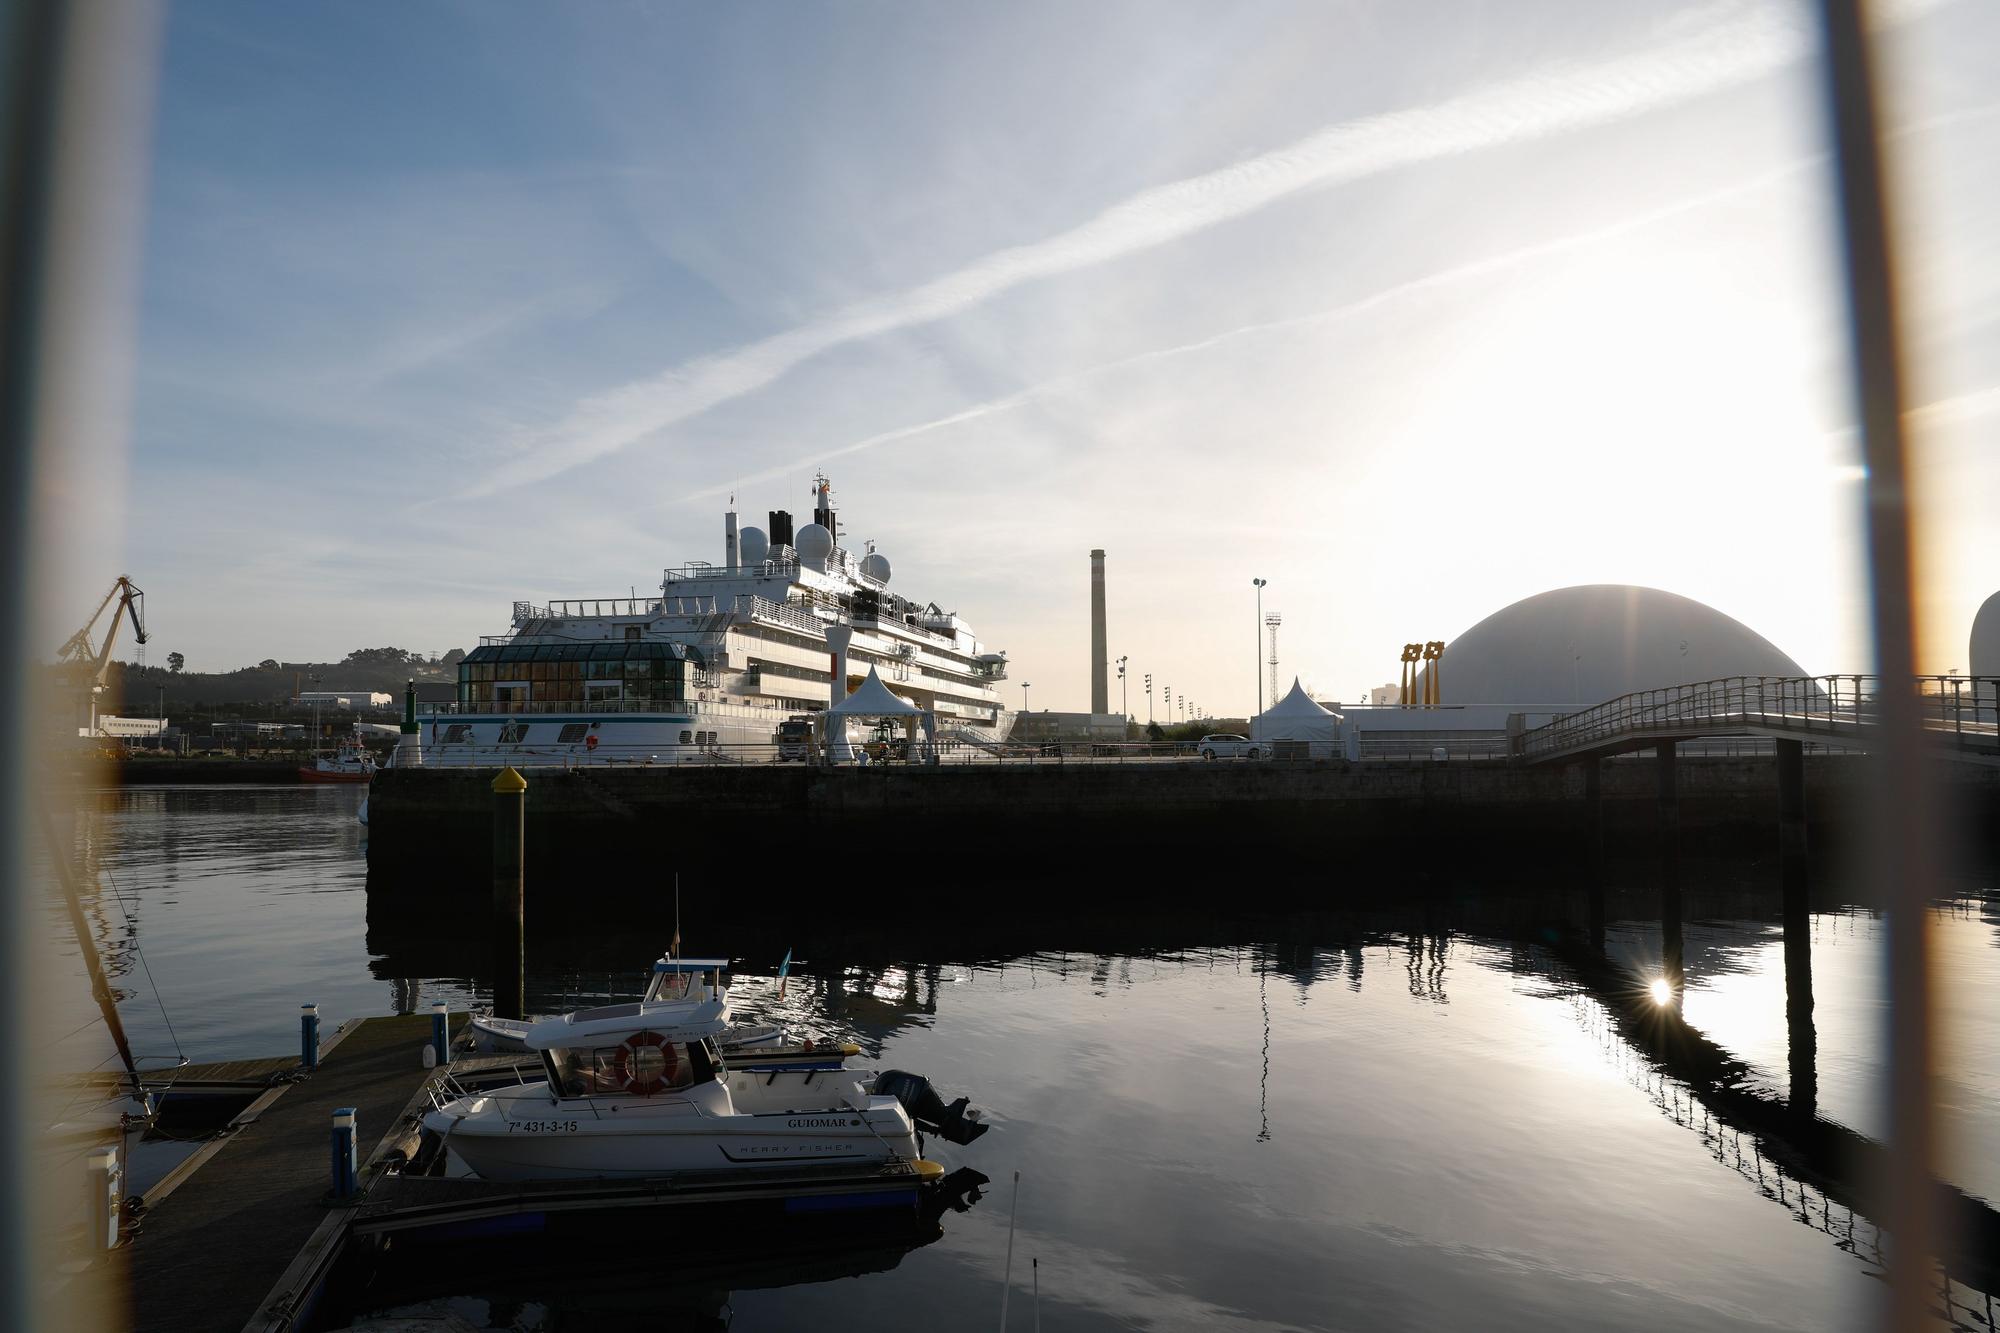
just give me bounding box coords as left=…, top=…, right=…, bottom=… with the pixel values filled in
left=61, top=786, right=2000, bottom=1330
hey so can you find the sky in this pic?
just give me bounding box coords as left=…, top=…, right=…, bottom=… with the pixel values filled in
left=116, top=0, right=2000, bottom=711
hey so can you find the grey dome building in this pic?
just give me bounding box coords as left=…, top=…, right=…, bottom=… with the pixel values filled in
left=1415, top=584, right=1809, bottom=710
left=1972, top=592, right=2000, bottom=680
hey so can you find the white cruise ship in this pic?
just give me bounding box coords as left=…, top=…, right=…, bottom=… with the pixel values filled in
left=418, top=476, right=1010, bottom=765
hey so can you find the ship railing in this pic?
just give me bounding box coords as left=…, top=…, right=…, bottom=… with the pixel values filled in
left=537, top=597, right=660, bottom=618
left=741, top=595, right=832, bottom=636
left=849, top=608, right=954, bottom=646
left=401, top=737, right=1390, bottom=767
left=661, top=559, right=798, bottom=582
left=421, top=698, right=694, bottom=716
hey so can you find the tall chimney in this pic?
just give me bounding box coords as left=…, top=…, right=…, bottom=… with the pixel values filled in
left=724, top=507, right=738, bottom=571
left=1090, top=549, right=1108, bottom=714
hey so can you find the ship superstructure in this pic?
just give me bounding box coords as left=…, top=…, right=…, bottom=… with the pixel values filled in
left=422, top=477, right=1008, bottom=764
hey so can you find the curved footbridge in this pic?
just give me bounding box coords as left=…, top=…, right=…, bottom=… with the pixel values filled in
left=1511, top=675, right=1999, bottom=1063
left=1511, top=674, right=2000, bottom=766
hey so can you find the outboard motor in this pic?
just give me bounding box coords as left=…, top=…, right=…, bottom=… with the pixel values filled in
left=872, top=1070, right=989, bottom=1145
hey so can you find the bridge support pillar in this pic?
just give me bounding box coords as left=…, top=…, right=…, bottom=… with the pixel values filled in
left=1777, top=738, right=1816, bottom=1117
left=1656, top=741, right=1682, bottom=995
left=1583, top=758, right=1605, bottom=953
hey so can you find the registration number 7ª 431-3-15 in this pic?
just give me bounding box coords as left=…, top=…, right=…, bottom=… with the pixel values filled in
left=506, top=1120, right=580, bottom=1134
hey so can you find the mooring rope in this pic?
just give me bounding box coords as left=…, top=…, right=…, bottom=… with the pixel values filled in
left=98, top=864, right=188, bottom=1067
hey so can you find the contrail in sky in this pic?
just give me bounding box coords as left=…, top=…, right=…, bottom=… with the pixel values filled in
left=687, top=158, right=1828, bottom=499
left=470, top=0, right=1942, bottom=497
left=694, top=94, right=2000, bottom=498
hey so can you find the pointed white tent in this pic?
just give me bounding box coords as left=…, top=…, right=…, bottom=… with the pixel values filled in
left=824, top=666, right=936, bottom=765
left=826, top=667, right=922, bottom=717
left=1249, top=678, right=1342, bottom=757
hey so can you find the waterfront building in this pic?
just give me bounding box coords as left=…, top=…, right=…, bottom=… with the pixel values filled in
left=1341, top=584, right=1814, bottom=757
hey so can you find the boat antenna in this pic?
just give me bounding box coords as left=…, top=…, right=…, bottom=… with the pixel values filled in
left=672, top=873, right=681, bottom=961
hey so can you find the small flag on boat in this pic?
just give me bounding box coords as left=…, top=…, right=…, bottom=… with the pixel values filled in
left=777, top=948, right=793, bottom=999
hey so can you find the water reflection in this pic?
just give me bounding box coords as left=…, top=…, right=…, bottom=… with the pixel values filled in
left=328, top=1167, right=991, bottom=1331
left=1257, top=957, right=1270, bottom=1144
left=68, top=789, right=2000, bottom=1330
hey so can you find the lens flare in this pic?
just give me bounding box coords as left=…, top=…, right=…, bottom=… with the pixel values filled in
left=1648, top=978, right=1673, bottom=1005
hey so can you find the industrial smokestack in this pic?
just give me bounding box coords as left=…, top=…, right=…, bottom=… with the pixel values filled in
left=1090, top=549, right=1108, bottom=714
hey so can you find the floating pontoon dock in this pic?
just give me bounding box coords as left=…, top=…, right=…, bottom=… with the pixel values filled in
left=125, top=1015, right=960, bottom=1333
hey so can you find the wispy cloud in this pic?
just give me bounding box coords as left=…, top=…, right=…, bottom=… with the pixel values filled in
left=697, top=86, right=1996, bottom=502
left=469, top=0, right=1933, bottom=497
left=690, top=156, right=1829, bottom=498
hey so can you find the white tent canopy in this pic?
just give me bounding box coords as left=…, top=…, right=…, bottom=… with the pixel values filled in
left=1249, top=678, right=1341, bottom=755
left=827, top=667, right=923, bottom=716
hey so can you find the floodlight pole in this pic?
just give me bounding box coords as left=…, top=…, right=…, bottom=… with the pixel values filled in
left=1252, top=578, right=1267, bottom=717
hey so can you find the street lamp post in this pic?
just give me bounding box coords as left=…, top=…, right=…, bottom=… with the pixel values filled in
left=1022, top=682, right=1031, bottom=712
left=308, top=671, right=322, bottom=763
left=1117, top=656, right=1128, bottom=720
left=1252, top=578, right=1267, bottom=717
left=1144, top=673, right=1153, bottom=724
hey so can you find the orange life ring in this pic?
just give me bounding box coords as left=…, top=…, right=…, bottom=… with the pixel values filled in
left=610, top=1030, right=677, bottom=1095
left=585, top=733, right=599, bottom=752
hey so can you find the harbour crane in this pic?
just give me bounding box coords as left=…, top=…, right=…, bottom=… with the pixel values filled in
left=58, top=575, right=147, bottom=735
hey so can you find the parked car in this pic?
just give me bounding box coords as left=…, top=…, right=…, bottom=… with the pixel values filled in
left=1197, top=733, right=1263, bottom=760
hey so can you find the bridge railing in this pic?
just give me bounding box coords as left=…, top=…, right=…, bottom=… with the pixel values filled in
left=1512, top=675, right=2000, bottom=762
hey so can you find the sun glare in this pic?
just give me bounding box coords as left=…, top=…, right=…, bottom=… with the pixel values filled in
left=1648, top=978, right=1673, bottom=1006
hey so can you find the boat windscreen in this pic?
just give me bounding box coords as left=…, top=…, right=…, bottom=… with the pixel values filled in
left=543, top=1039, right=701, bottom=1097
left=643, top=967, right=724, bottom=1002
left=544, top=1048, right=589, bottom=1098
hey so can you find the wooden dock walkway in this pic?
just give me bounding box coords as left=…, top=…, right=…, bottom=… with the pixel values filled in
left=127, top=1013, right=452, bottom=1333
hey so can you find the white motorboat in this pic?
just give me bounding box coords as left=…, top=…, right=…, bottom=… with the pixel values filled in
left=299, top=736, right=376, bottom=783
left=467, top=956, right=801, bottom=1058
left=422, top=996, right=986, bottom=1182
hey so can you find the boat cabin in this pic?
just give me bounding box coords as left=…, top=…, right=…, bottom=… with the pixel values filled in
left=643, top=957, right=730, bottom=1004
left=524, top=998, right=729, bottom=1101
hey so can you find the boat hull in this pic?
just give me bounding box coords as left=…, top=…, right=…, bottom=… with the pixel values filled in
left=298, top=767, right=371, bottom=783
left=427, top=1096, right=918, bottom=1182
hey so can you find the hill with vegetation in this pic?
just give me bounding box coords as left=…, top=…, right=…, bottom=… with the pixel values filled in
left=100, top=646, right=464, bottom=717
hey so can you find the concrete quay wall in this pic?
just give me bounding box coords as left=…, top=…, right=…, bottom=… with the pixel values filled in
left=364, top=755, right=1989, bottom=886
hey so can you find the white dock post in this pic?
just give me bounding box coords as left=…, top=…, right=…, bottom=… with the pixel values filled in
left=86, top=1148, right=121, bottom=1249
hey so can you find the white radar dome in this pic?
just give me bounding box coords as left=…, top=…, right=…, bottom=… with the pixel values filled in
left=861, top=551, right=892, bottom=584
left=738, top=527, right=770, bottom=564
left=795, top=522, right=834, bottom=565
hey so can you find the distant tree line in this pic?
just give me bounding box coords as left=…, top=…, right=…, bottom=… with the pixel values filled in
left=93, top=645, right=466, bottom=716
